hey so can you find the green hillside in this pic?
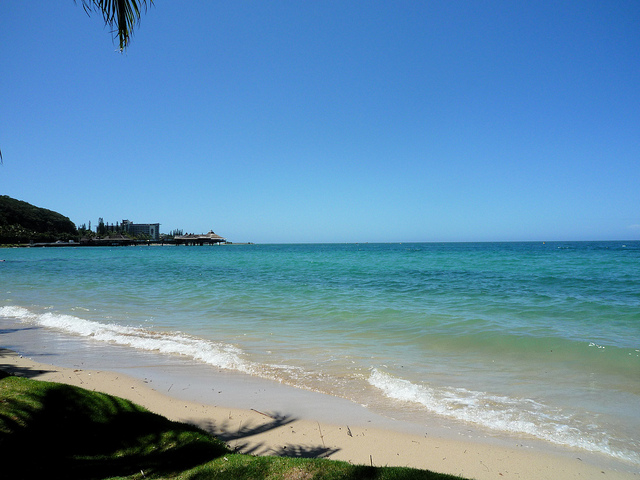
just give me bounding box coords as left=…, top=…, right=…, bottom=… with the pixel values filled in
left=0, top=195, right=77, bottom=244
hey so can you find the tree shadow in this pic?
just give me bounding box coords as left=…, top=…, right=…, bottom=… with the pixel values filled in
left=1, top=360, right=345, bottom=471
left=0, top=347, right=60, bottom=380
left=1, top=375, right=459, bottom=479
left=200, top=412, right=296, bottom=443
left=195, top=413, right=342, bottom=459
left=0, top=376, right=229, bottom=480
left=0, top=362, right=54, bottom=379
left=272, top=443, right=341, bottom=458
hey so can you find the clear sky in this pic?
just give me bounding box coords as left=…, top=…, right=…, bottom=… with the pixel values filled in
left=2, top=1, right=639, bottom=243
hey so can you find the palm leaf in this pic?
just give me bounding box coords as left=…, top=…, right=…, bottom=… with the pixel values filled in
left=79, top=0, right=153, bottom=51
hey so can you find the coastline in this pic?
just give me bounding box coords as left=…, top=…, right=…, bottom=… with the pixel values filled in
left=1, top=344, right=637, bottom=480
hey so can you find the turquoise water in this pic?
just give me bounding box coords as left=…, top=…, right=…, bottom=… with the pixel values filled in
left=1, top=242, right=639, bottom=465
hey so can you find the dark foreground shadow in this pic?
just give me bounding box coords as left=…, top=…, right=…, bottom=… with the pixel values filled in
left=272, top=443, right=341, bottom=458
left=0, top=362, right=54, bottom=379
left=201, top=412, right=296, bottom=443
left=1, top=375, right=463, bottom=480
left=0, top=376, right=229, bottom=480
left=197, top=413, right=340, bottom=459
left=0, top=347, right=57, bottom=380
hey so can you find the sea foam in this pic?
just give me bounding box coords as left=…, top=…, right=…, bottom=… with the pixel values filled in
left=368, top=368, right=640, bottom=465
left=0, top=305, right=319, bottom=390
left=0, top=305, right=251, bottom=373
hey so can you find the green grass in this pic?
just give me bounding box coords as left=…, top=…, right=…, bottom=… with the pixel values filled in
left=0, top=374, right=466, bottom=480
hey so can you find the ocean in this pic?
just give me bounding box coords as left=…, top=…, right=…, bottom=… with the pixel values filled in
left=1, top=242, right=639, bottom=467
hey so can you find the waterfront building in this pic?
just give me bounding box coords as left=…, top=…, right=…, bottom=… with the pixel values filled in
left=121, top=220, right=160, bottom=240
left=173, top=231, right=226, bottom=245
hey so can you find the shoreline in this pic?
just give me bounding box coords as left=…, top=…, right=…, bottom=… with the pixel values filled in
left=1, top=345, right=637, bottom=479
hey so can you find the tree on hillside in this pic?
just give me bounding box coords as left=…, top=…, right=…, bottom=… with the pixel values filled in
left=0, top=196, right=78, bottom=243
left=80, top=0, right=154, bottom=51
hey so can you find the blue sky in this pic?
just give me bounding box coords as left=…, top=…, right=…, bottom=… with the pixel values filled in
left=2, top=1, right=639, bottom=243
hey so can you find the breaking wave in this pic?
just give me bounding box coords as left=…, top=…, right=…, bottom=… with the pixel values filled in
left=368, top=368, right=640, bottom=466
left=0, top=305, right=252, bottom=373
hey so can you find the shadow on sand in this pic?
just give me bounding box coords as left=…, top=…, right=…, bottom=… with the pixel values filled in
left=196, top=413, right=341, bottom=459
left=0, top=374, right=229, bottom=480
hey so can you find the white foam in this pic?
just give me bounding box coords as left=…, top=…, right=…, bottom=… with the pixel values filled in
left=369, top=368, right=640, bottom=465
left=0, top=305, right=36, bottom=321
left=1, top=305, right=328, bottom=393
left=1, top=305, right=251, bottom=373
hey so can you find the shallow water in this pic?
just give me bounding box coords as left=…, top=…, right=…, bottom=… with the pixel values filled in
left=1, top=242, right=639, bottom=465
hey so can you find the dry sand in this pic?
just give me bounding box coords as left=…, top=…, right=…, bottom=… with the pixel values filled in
left=1, top=348, right=637, bottom=480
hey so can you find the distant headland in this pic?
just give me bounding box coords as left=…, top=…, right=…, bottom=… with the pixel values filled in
left=0, top=196, right=238, bottom=247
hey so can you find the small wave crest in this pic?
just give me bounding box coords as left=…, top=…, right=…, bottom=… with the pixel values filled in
left=1, top=305, right=326, bottom=393
left=368, top=368, right=639, bottom=465
left=0, top=305, right=251, bottom=373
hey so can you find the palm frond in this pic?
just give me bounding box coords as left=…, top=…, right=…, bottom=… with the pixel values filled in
left=79, top=0, right=153, bottom=51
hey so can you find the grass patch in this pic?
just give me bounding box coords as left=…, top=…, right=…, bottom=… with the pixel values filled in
left=0, top=374, right=466, bottom=480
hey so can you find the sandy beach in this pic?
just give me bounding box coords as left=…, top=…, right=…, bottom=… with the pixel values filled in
left=1, top=347, right=637, bottom=480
